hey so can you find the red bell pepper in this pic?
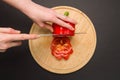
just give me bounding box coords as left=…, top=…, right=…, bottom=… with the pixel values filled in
left=52, top=11, right=75, bottom=36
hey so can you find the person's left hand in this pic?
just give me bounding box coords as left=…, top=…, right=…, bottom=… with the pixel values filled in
left=3, top=0, right=77, bottom=31
left=22, top=1, right=77, bottom=32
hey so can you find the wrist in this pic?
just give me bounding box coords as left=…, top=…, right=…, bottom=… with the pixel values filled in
left=14, top=0, right=34, bottom=15
left=16, top=0, right=39, bottom=20
left=3, top=0, right=33, bottom=15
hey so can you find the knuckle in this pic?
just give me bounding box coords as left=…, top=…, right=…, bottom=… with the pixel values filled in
left=63, top=16, right=68, bottom=20
left=8, top=28, right=14, bottom=32
left=48, top=15, right=56, bottom=21
left=7, top=28, right=17, bottom=33
left=0, top=37, right=8, bottom=43
left=20, top=34, right=27, bottom=40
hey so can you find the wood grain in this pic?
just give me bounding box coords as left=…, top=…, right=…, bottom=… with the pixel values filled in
left=29, top=6, right=97, bottom=74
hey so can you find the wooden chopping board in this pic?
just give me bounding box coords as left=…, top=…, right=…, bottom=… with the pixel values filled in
left=29, top=6, right=97, bottom=74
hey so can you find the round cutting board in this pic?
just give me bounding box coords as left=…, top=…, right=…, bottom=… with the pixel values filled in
left=29, top=6, right=97, bottom=74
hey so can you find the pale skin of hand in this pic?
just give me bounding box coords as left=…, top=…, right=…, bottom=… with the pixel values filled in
left=1, top=0, right=77, bottom=52
left=3, top=0, right=77, bottom=31
left=0, top=28, right=38, bottom=52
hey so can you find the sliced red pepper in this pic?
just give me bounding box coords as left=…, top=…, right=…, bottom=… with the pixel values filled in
left=51, top=37, right=73, bottom=60
left=51, top=12, right=75, bottom=60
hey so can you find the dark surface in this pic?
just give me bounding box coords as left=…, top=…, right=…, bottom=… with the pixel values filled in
left=0, top=0, right=120, bottom=80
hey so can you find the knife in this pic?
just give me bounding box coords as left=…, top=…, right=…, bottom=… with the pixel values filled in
left=38, top=32, right=86, bottom=37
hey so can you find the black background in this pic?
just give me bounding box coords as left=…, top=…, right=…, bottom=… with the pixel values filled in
left=0, top=0, right=120, bottom=80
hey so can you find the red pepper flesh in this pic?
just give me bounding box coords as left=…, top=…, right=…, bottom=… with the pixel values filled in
left=52, top=11, right=75, bottom=36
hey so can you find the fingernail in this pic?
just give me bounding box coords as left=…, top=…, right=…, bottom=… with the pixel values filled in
left=67, top=24, right=74, bottom=30
left=69, top=25, right=74, bottom=30
left=51, top=28, right=53, bottom=32
left=70, top=27, right=74, bottom=30
left=32, top=34, right=40, bottom=39
left=15, top=30, right=21, bottom=33
left=17, top=31, right=20, bottom=33
left=36, top=35, right=40, bottom=38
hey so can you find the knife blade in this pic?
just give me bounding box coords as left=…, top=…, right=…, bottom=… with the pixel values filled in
left=38, top=32, right=86, bottom=37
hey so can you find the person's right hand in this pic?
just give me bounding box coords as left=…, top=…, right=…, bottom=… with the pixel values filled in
left=0, top=27, right=38, bottom=52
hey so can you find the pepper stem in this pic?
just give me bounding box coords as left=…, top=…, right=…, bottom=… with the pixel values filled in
left=64, top=11, right=69, bottom=16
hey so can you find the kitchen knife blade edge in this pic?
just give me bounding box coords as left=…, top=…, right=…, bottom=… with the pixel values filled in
left=38, top=32, right=86, bottom=37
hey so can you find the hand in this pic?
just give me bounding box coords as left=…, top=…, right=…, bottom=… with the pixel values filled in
left=3, top=0, right=77, bottom=32
left=24, top=2, right=77, bottom=31
left=0, top=28, right=38, bottom=52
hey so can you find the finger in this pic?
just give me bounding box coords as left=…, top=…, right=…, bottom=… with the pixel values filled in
left=52, top=18, right=74, bottom=30
left=37, top=22, right=45, bottom=28
left=0, top=49, right=6, bottom=53
left=56, top=14, right=77, bottom=24
left=7, top=34, right=39, bottom=41
left=0, top=28, right=21, bottom=34
left=37, top=21, right=53, bottom=32
left=44, top=23, right=53, bottom=32
left=7, top=41, right=22, bottom=49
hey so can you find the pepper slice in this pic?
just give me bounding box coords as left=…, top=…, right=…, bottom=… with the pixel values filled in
left=51, top=37, right=73, bottom=60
